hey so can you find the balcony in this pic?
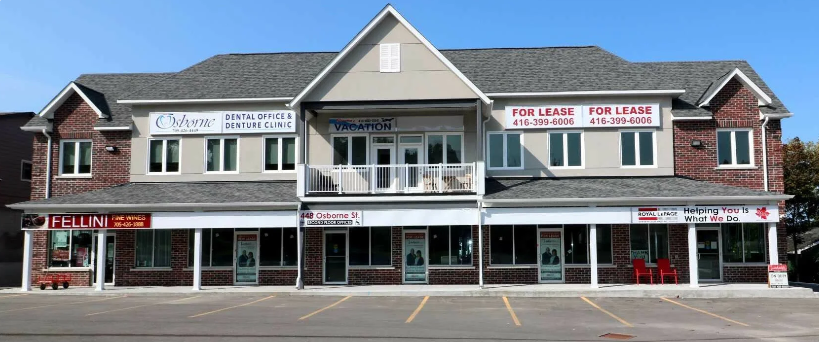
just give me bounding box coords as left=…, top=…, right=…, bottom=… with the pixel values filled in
left=305, top=163, right=476, bottom=195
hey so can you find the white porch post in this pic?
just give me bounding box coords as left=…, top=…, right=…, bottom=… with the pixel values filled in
left=687, top=223, right=698, bottom=287
left=192, top=228, right=202, bottom=291
left=768, top=222, right=779, bottom=265
left=477, top=207, right=484, bottom=289
left=296, top=226, right=304, bottom=290
left=589, top=224, right=598, bottom=288
left=21, top=230, right=33, bottom=292
left=95, top=230, right=107, bottom=291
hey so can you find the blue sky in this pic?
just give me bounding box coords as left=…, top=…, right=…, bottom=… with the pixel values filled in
left=0, top=0, right=816, bottom=140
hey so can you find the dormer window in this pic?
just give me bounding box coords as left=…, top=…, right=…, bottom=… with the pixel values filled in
left=379, top=43, right=400, bottom=73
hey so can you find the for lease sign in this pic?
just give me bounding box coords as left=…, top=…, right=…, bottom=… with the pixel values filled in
left=505, top=103, right=660, bottom=129
left=632, top=206, right=778, bottom=224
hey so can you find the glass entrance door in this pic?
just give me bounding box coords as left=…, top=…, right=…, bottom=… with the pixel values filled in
left=324, top=231, right=347, bottom=284
left=538, top=228, right=564, bottom=283
left=372, top=145, right=395, bottom=192
left=92, top=233, right=115, bottom=285
left=696, top=228, right=722, bottom=281
left=399, top=145, right=423, bottom=191
left=235, top=232, right=259, bottom=285
left=403, top=230, right=428, bottom=283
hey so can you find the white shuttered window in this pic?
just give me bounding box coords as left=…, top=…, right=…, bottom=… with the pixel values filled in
left=379, top=43, right=400, bottom=72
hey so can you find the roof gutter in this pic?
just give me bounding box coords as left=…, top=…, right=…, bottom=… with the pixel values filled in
left=482, top=194, right=793, bottom=206
left=8, top=201, right=301, bottom=212
left=486, top=89, right=686, bottom=98
left=117, top=97, right=294, bottom=104
left=21, top=126, right=50, bottom=133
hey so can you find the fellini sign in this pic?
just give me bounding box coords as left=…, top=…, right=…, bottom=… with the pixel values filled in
left=632, top=206, right=778, bottom=224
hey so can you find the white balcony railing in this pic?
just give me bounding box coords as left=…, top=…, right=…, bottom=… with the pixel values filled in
left=306, top=163, right=476, bottom=194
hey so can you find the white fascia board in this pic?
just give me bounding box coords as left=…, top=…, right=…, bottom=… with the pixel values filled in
left=39, top=82, right=105, bottom=119
left=482, top=194, right=793, bottom=207
left=7, top=202, right=300, bottom=212
left=93, top=126, right=132, bottom=131
left=671, top=115, right=713, bottom=121
left=299, top=195, right=480, bottom=203
left=698, top=68, right=773, bottom=107
left=21, top=126, right=49, bottom=132
left=760, top=112, right=794, bottom=120
left=486, top=89, right=686, bottom=98
left=117, top=97, right=293, bottom=104
left=288, top=5, right=490, bottom=108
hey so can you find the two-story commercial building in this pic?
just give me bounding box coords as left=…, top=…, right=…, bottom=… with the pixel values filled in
left=11, top=5, right=792, bottom=291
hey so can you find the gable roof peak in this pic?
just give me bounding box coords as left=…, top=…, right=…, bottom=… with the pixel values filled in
left=697, top=67, right=773, bottom=107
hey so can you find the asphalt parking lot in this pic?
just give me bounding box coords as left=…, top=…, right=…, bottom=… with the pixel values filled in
left=0, top=293, right=817, bottom=341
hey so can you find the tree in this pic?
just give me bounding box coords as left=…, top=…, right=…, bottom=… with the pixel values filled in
left=783, top=137, right=819, bottom=280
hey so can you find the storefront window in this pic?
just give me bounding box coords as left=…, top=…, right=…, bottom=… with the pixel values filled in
left=135, top=230, right=171, bottom=268
left=257, top=227, right=298, bottom=267
left=596, top=225, right=613, bottom=264
left=49, top=230, right=93, bottom=268
left=722, top=223, right=766, bottom=263
left=490, top=225, right=536, bottom=265
left=429, top=226, right=472, bottom=266
left=564, top=225, right=588, bottom=264
left=187, top=228, right=232, bottom=267
left=349, top=227, right=391, bottom=266
left=630, top=224, right=669, bottom=263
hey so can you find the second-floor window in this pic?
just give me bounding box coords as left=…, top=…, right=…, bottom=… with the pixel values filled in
left=548, top=131, right=583, bottom=168
left=148, top=139, right=180, bottom=173
left=427, top=133, right=462, bottom=164
left=206, top=137, right=238, bottom=172
left=59, top=140, right=92, bottom=176
left=21, top=160, right=32, bottom=181
left=264, top=137, right=297, bottom=171
left=620, top=130, right=655, bottom=167
left=333, top=135, right=367, bottom=165
left=717, top=129, right=753, bottom=166
left=488, top=132, right=523, bottom=170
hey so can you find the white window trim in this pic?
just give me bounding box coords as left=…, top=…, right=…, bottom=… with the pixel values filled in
left=348, top=226, right=392, bottom=267
left=629, top=224, right=670, bottom=265
left=424, top=132, right=465, bottom=165
left=619, top=129, right=658, bottom=168
left=716, top=128, right=755, bottom=167
left=58, top=139, right=93, bottom=176
left=20, top=160, right=32, bottom=182
left=146, top=137, right=181, bottom=175
left=379, top=43, right=401, bottom=73
left=487, top=131, right=524, bottom=170
left=262, top=135, right=298, bottom=173
left=204, top=136, right=240, bottom=173
left=134, top=230, right=171, bottom=268
left=331, top=133, right=370, bottom=166
left=47, top=230, right=95, bottom=269
left=547, top=130, right=585, bottom=169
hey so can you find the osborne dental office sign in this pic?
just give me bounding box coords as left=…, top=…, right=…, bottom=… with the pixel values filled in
left=505, top=103, right=660, bottom=129
left=631, top=206, right=778, bottom=224
left=149, top=111, right=296, bottom=135
left=300, top=210, right=363, bottom=227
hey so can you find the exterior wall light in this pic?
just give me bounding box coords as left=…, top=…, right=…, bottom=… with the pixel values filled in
left=105, top=146, right=118, bottom=152
left=690, top=140, right=703, bottom=148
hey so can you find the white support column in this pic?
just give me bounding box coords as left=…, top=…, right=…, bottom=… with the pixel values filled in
left=21, top=230, right=33, bottom=292
left=768, top=222, right=779, bottom=265
left=477, top=208, right=484, bottom=289
left=192, top=228, right=202, bottom=291
left=589, top=224, right=598, bottom=288
left=95, top=230, right=107, bottom=291
left=687, top=223, right=698, bottom=288
left=296, top=226, right=304, bottom=290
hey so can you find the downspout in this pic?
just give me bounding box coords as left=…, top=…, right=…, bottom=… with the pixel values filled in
left=295, top=202, right=304, bottom=290
left=478, top=100, right=492, bottom=290
left=481, top=100, right=494, bottom=162
left=761, top=115, right=770, bottom=191
left=42, top=129, right=52, bottom=199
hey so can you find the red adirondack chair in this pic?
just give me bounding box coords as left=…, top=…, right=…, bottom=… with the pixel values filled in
left=657, top=258, right=678, bottom=284
left=632, top=259, right=653, bottom=284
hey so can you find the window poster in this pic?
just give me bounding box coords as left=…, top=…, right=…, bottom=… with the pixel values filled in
left=404, top=232, right=427, bottom=282
left=235, top=235, right=258, bottom=283
left=539, top=231, right=563, bottom=282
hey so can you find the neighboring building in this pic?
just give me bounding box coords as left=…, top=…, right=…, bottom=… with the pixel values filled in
left=11, top=5, right=793, bottom=290
left=0, top=112, right=34, bottom=287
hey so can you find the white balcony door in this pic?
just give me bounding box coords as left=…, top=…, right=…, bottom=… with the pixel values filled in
left=399, top=139, right=424, bottom=192
left=371, top=138, right=396, bottom=192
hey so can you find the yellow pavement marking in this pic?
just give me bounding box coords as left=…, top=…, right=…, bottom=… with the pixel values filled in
left=87, top=295, right=201, bottom=316
left=502, top=296, right=521, bottom=327
left=0, top=294, right=28, bottom=299
left=0, top=295, right=125, bottom=313
left=405, top=296, right=429, bottom=323
left=189, top=295, right=275, bottom=318
left=661, top=297, right=749, bottom=327
left=299, top=296, right=352, bottom=320
left=580, top=297, right=633, bottom=328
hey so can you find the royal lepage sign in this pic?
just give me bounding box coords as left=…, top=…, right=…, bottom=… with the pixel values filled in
left=506, top=103, right=660, bottom=129
left=632, top=206, right=778, bottom=224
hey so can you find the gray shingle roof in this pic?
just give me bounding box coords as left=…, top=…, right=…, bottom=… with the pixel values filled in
left=24, top=73, right=173, bottom=129
left=484, top=177, right=783, bottom=200
left=10, top=181, right=297, bottom=209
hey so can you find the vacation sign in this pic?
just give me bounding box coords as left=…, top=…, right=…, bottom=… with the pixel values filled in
left=631, top=206, right=778, bottom=224
left=149, top=111, right=296, bottom=135
left=505, top=103, right=660, bottom=129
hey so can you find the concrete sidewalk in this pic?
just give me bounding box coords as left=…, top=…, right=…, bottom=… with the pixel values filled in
left=2, top=283, right=816, bottom=298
